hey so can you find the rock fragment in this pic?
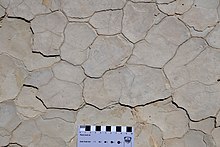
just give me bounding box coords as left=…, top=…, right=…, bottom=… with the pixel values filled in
left=179, top=0, right=219, bottom=31
left=84, top=65, right=171, bottom=108
left=82, top=35, right=133, bottom=77
left=158, top=0, right=193, bottom=15
left=0, top=54, right=27, bottom=102
left=31, top=11, right=67, bottom=55
left=134, top=123, right=163, bottom=147
left=164, top=38, right=208, bottom=88
left=37, top=78, right=83, bottom=109
left=174, top=82, right=220, bottom=121
left=206, top=23, right=220, bottom=49
left=212, top=128, right=220, bottom=147
left=162, top=130, right=214, bottom=147
left=128, top=16, right=190, bottom=67
left=90, top=10, right=123, bottom=35
left=61, top=0, right=126, bottom=18
left=60, top=23, right=97, bottom=65
left=15, top=87, right=46, bottom=119
left=52, top=61, right=85, bottom=84
left=189, top=118, right=215, bottom=134
left=0, top=101, right=21, bottom=146
left=122, top=2, right=164, bottom=43
left=136, top=99, right=189, bottom=139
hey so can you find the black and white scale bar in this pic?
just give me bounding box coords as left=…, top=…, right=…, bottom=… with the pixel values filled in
left=79, top=125, right=133, bottom=133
